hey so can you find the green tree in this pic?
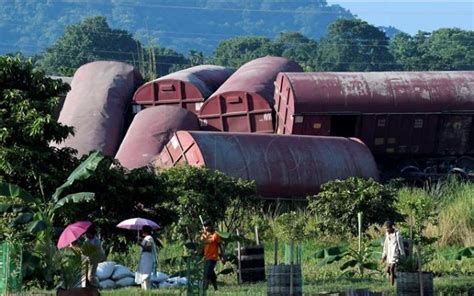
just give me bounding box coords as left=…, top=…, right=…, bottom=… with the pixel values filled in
left=38, top=16, right=140, bottom=75
left=315, top=19, right=395, bottom=71
left=391, top=29, right=474, bottom=71
left=212, top=36, right=281, bottom=68
left=0, top=55, right=76, bottom=197
left=274, top=32, right=318, bottom=71
left=159, top=166, right=257, bottom=240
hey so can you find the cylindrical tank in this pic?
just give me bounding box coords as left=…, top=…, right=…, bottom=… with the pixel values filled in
left=53, top=61, right=143, bottom=156
left=198, top=56, right=303, bottom=133
left=132, top=65, right=234, bottom=115
left=115, top=105, right=200, bottom=169
left=274, top=71, right=474, bottom=134
left=153, top=131, right=379, bottom=198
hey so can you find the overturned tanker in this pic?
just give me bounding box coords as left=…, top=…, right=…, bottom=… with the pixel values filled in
left=53, top=61, right=143, bottom=157
left=115, top=105, right=200, bottom=170
left=153, top=131, right=379, bottom=198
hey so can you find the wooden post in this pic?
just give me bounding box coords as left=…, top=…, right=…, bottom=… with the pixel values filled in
left=416, top=244, right=424, bottom=296
left=255, top=225, right=260, bottom=245
left=274, top=239, right=278, bottom=265
left=289, top=240, right=294, bottom=296
left=236, top=229, right=242, bottom=285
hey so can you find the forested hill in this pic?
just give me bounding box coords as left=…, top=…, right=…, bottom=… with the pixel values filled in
left=0, top=0, right=357, bottom=55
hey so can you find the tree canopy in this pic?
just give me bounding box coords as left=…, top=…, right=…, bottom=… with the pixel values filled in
left=315, top=19, right=395, bottom=71
left=38, top=16, right=140, bottom=75
left=0, top=55, right=76, bottom=197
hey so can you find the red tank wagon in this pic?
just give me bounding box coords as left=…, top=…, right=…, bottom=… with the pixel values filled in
left=274, top=71, right=474, bottom=177
left=133, top=65, right=233, bottom=115
left=115, top=106, right=200, bottom=170
left=198, top=56, right=302, bottom=133
left=153, top=131, right=378, bottom=199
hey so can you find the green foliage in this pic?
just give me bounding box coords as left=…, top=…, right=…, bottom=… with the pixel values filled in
left=308, top=177, right=400, bottom=236
left=0, top=55, right=76, bottom=197
left=0, top=152, right=104, bottom=288
left=159, top=166, right=257, bottom=241
left=315, top=19, right=395, bottom=71
left=274, top=32, right=318, bottom=71
left=37, top=16, right=140, bottom=75
left=314, top=240, right=381, bottom=278
left=212, top=36, right=281, bottom=68
left=390, top=29, right=474, bottom=71
left=272, top=211, right=306, bottom=243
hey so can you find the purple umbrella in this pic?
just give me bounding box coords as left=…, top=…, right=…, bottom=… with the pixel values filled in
left=116, top=218, right=160, bottom=230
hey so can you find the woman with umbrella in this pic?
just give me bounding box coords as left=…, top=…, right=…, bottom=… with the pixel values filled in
left=135, top=225, right=157, bottom=290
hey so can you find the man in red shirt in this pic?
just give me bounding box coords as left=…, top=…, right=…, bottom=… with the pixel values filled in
left=201, top=220, right=221, bottom=291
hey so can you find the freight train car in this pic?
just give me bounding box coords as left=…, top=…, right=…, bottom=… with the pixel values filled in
left=53, top=61, right=142, bottom=157
left=115, top=105, right=200, bottom=169
left=273, top=71, right=474, bottom=178
left=132, top=65, right=234, bottom=115
left=153, top=131, right=378, bottom=198
left=198, top=56, right=302, bottom=133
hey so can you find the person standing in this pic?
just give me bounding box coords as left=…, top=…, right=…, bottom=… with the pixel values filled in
left=381, top=220, right=406, bottom=285
left=135, top=225, right=157, bottom=290
left=201, top=220, right=221, bottom=291
left=83, top=225, right=106, bottom=288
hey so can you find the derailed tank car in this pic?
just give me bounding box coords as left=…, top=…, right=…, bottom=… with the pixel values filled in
left=53, top=61, right=142, bottom=157
left=198, top=56, right=302, bottom=133
left=132, top=65, right=234, bottom=115
left=153, top=131, right=379, bottom=198
left=115, top=105, right=200, bottom=170
left=273, top=71, right=474, bottom=177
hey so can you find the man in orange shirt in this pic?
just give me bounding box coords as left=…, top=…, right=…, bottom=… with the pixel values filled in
left=201, top=220, right=221, bottom=291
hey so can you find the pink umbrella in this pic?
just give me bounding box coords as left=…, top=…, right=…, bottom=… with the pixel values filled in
left=57, top=221, right=92, bottom=249
left=116, top=217, right=160, bottom=230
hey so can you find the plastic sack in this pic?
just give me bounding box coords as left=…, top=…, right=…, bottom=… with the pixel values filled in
left=151, top=271, right=169, bottom=283
left=96, top=261, right=116, bottom=280
left=99, top=279, right=116, bottom=289
left=115, top=276, right=136, bottom=287
left=159, top=281, right=178, bottom=288
left=111, top=264, right=134, bottom=280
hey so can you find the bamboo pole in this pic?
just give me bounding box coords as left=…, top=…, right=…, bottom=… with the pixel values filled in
left=255, top=225, right=260, bottom=245
left=237, top=229, right=242, bottom=285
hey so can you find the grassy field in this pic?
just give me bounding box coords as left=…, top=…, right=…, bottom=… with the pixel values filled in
left=95, top=276, right=474, bottom=295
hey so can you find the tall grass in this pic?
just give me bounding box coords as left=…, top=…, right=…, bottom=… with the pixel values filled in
left=425, top=179, right=474, bottom=247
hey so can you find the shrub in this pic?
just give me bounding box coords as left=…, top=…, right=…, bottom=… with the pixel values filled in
left=307, top=177, right=400, bottom=236
left=159, top=166, right=257, bottom=240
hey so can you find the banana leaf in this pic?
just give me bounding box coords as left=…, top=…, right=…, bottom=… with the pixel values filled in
left=0, top=182, right=34, bottom=202
left=52, top=192, right=95, bottom=211
left=52, top=151, right=104, bottom=202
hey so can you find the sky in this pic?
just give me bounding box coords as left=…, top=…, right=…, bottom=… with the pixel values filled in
left=327, top=0, right=473, bottom=34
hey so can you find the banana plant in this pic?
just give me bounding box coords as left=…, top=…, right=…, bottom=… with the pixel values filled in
left=314, top=240, right=382, bottom=278
left=0, top=151, right=104, bottom=286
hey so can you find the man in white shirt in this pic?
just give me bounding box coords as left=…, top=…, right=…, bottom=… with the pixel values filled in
left=381, top=220, right=405, bottom=285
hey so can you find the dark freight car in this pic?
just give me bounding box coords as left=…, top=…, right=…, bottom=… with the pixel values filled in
left=198, top=56, right=303, bottom=133
left=273, top=71, right=474, bottom=177
left=133, top=65, right=234, bottom=115
left=153, top=131, right=379, bottom=198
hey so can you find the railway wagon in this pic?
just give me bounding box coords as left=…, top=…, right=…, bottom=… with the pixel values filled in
left=53, top=61, right=143, bottom=157
left=273, top=71, right=474, bottom=176
left=198, top=56, right=302, bottom=133
left=132, top=65, right=234, bottom=115
left=152, top=131, right=378, bottom=198
left=115, top=105, right=200, bottom=170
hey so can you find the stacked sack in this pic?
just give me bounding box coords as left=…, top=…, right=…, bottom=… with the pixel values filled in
left=97, top=262, right=135, bottom=289
left=96, top=261, right=188, bottom=290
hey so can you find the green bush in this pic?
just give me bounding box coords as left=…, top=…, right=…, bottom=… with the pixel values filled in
left=159, top=166, right=257, bottom=240
left=307, top=177, right=400, bottom=236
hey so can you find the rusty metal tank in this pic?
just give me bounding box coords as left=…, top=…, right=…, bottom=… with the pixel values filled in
left=198, top=56, right=303, bottom=133
left=115, top=105, right=200, bottom=169
left=274, top=71, right=474, bottom=135
left=132, top=65, right=234, bottom=115
left=153, top=131, right=379, bottom=198
left=53, top=61, right=143, bottom=157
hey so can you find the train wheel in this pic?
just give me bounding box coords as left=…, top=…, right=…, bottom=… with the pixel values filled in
left=449, top=168, right=468, bottom=180
left=456, top=156, right=474, bottom=171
